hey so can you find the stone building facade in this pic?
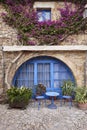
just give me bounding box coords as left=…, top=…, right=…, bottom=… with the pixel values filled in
left=0, top=1, right=87, bottom=94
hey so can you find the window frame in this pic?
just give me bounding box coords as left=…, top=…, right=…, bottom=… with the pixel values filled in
left=37, top=8, right=51, bottom=22
left=12, top=57, right=75, bottom=91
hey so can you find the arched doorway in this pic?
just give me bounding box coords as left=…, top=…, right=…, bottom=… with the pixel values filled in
left=12, top=56, right=75, bottom=91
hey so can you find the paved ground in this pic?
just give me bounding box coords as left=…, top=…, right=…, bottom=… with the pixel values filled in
left=0, top=100, right=87, bottom=130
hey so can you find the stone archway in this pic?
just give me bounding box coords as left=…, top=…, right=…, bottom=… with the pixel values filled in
left=5, top=51, right=78, bottom=88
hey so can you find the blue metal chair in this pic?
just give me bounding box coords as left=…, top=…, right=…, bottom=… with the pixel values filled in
left=54, top=88, right=63, bottom=107
left=32, top=85, right=46, bottom=110
left=60, top=80, right=75, bottom=108
left=61, top=90, right=75, bottom=109
left=62, top=95, right=72, bottom=108
left=52, top=87, right=73, bottom=108
left=62, top=91, right=76, bottom=108
left=36, top=94, right=46, bottom=110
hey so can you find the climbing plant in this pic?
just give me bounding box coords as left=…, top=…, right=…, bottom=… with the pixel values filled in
left=1, top=0, right=87, bottom=45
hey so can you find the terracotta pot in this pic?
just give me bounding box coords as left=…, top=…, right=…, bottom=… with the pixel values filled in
left=9, top=100, right=29, bottom=109
left=77, top=103, right=87, bottom=110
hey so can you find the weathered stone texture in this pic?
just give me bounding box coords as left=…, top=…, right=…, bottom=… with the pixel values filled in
left=86, top=52, right=87, bottom=87
left=0, top=51, right=2, bottom=85
left=0, top=49, right=3, bottom=94
left=0, top=5, right=18, bottom=46
left=61, top=34, right=87, bottom=45
left=1, top=51, right=86, bottom=89
left=0, top=3, right=87, bottom=46
left=0, top=103, right=87, bottom=130
left=0, top=1, right=87, bottom=93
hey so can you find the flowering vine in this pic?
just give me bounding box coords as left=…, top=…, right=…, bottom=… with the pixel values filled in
left=2, top=0, right=87, bottom=45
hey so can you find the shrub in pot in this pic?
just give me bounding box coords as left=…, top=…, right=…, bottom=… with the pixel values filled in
left=75, top=87, right=87, bottom=110
left=62, top=80, right=75, bottom=97
left=36, top=83, right=46, bottom=96
left=7, top=87, right=32, bottom=109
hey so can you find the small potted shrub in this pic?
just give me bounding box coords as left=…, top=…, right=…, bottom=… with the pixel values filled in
left=62, top=80, right=75, bottom=97
left=36, top=83, right=46, bottom=96
left=7, top=87, right=32, bottom=109
left=75, top=87, right=87, bottom=110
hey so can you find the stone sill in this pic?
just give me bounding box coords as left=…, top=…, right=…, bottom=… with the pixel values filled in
left=0, top=45, right=87, bottom=52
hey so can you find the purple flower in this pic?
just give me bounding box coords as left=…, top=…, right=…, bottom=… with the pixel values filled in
left=28, top=41, right=36, bottom=45
left=1, top=12, right=7, bottom=17
left=3, top=0, right=84, bottom=45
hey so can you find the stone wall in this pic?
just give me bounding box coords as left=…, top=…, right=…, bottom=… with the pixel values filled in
left=0, top=1, right=87, bottom=93
left=0, top=5, right=18, bottom=46
left=0, top=48, right=3, bottom=94
left=0, top=3, right=87, bottom=46
left=0, top=50, right=85, bottom=89
left=61, top=34, right=87, bottom=45
left=86, top=52, right=87, bottom=87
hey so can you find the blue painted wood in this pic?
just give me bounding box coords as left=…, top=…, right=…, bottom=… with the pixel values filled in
left=34, top=63, right=37, bottom=85
left=36, top=96, right=46, bottom=110
left=12, top=56, right=75, bottom=93
left=50, top=63, right=53, bottom=90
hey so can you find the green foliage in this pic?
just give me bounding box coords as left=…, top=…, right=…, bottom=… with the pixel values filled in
left=36, top=84, right=46, bottom=95
left=75, top=87, right=87, bottom=103
left=62, top=80, right=75, bottom=96
left=7, top=87, right=32, bottom=107
left=0, top=0, right=5, bottom=3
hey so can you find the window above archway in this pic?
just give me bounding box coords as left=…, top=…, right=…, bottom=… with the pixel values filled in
left=37, top=8, right=51, bottom=22
left=83, top=4, right=87, bottom=18
left=33, top=2, right=55, bottom=9
left=33, top=1, right=56, bottom=21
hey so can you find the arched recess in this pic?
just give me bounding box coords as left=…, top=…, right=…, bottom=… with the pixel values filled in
left=6, top=52, right=77, bottom=89
left=11, top=56, right=75, bottom=90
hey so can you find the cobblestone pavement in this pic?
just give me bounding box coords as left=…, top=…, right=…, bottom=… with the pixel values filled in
left=0, top=100, right=87, bottom=130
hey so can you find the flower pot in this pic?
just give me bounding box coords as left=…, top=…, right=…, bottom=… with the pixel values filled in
left=9, top=100, right=29, bottom=109
left=77, top=103, right=87, bottom=110
left=7, top=87, right=32, bottom=109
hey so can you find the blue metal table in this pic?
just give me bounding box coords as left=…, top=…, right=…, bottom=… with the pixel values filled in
left=45, top=92, right=59, bottom=109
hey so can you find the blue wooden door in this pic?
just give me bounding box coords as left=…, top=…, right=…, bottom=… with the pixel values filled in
left=12, top=56, right=75, bottom=91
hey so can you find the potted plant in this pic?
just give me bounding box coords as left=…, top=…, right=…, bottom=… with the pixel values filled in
left=62, top=80, right=75, bottom=97
left=60, top=80, right=75, bottom=108
left=36, top=83, right=46, bottom=96
left=7, top=86, right=32, bottom=109
left=75, top=87, right=87, bottom=110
